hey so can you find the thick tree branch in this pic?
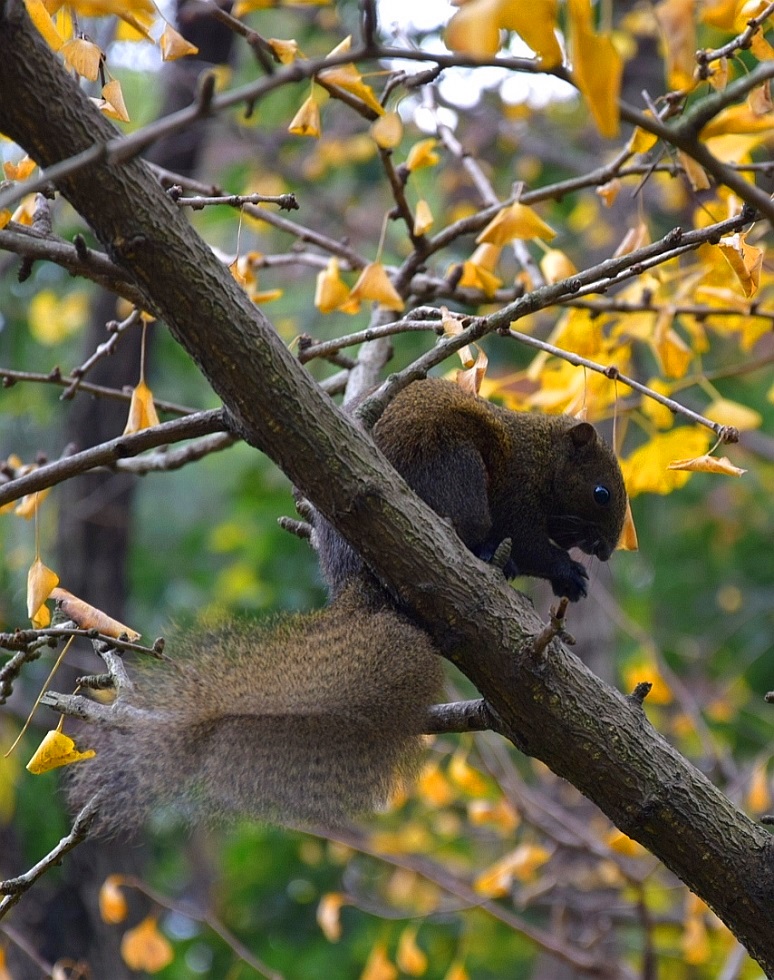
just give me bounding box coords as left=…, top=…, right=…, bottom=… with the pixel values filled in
left=0, top=5, right=772, bottom=972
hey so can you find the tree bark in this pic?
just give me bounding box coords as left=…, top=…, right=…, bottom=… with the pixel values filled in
left=0, top=3, right=772, bottom=973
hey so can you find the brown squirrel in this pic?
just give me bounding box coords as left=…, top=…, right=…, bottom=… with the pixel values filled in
left=65, top=378, right=626, bottom=833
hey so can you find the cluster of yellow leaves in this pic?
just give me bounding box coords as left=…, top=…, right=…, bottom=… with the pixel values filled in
left=314, top=257, right=404, bottom=314
left=0, top=156, right=38, bottom=230
left=24, top=0, right=199, bottom=125
left=230, top=252, right=284, bottom=305
left=99, top=876, right=174, bottom=971
left=445, top=0, right=622, bottom=137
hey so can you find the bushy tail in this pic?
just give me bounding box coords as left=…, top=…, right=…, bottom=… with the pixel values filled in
left=66, top=585, right=443, bottom=834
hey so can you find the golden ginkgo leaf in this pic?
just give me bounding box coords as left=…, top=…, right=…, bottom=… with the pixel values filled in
left=371, top=111, right=403, bottom=149
left=288, top=93, right=321, bottom=138
left=617, top=498, right=639, bottom=551
left=120, top=915, right=174, bottom=973
left=160, top=23, right=199, bottom=61
left=61, top=37, right=103, bottom=81
left=405, top=138, right=439, bottom=172
left=666, top=454, right=747, bottom=476
left=476, top=202, right=556, bottom=246
left=316, top=892, right=347, bottom=942
left=412, top=199, right=433, bottom=236
left=123, top=380, right=160, bottom=435
left=26, top=730, right=96, bottom=774
left=314, top=257, right=350, bottom=313
left=99, top=874, right=129, bottom=924
left=27, top=558, right=59, bottom=627
left=348, top=262, right=404, bottom=311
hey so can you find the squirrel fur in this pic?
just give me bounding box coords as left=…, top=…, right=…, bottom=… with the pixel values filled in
left=318, top=378, right=627, bottom=603
left=68, top=378, right=626, bottom=833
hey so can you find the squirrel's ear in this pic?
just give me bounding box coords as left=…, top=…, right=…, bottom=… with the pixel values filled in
left=568, top=421, right=597, bottom=448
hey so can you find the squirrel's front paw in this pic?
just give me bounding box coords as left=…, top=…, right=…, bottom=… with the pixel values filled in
left=551, top=560, right=588, bottom=602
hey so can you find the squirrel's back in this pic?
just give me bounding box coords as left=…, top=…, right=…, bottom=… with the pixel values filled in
left=67, top=583, right=443, bottom=833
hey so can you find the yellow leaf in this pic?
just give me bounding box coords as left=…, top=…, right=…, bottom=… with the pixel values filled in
left=605, top=827, right=646, bottom=857
left=318, top=63, right=384, bottom=116
left=655, top=0, right=697, bottom=90
left=666, top=454, right=747, bottom=476
left=61, top=37, right=103, bottom=81
left=14, top=486, right=51, bottom=520
left=682, top=912, right=711, bottom=966
left=540, top=248, right=577, bottom=283
left=617, top=497, right=639, bottom=551
left=288, top=93, right=321, bottom=138
left=476, top=201, right=555, bottom=245
left=314, top=256, right=350, bottom=313
left=100, top=79, right=130, bottom=123
left=99, top=874, right=129, bottom=924
left=621, top=428, right=712, bottom=496
left=447, top=0, right=562, bottom=66
left=348, top=262, right=404, bottom=311
left=468, top=798, right=520, bottom=832
left=499, top=0, right=562, bottom=67
left=26, top=730, right=96, bottom=774
left=474, top=844, right=551, bottom=897
left=120, top=915, right=174, bottom=973
left=3, top=155, right=36, bottom=181
left=717, top=233, right=762, bottom=297
left=746, top=763, right=771, bottom=813
left=627, top=124, right=659, bottom=154
left=24, top=0, right=64, bottom=51
left=678, top=150, right=710, bottom=190
left=50, top=587, right=141, bottom=640
left=0, top=210, right=10, bottom=230
left=269, top=38, right=301, bottom=64
left=457, top=243, right=503, bottom=297
left=705, top=397, right=762, bottom=431
left=27, top=558, right=59, bottom=625
left=405, top=138, right=440, bottom=172
left=361, top=941, right=398, bottom=980
left=613, top=219, right=649, bottom=257
left=317, top=892, right=348, bottom=942
left=443, top=961, right=470, bottom=980
left=396, top=926, right=427, bottom=976
left=123, top=380, right=160, bottom=434
left=449, top=747, right=489, bottom=796
left=413, top=199, right=433, bottom=236
left=568, top=0, right=623, bottom=137
left=28, top=288, right=89, bottom=346
left=596, top=178, right=621, bottom=207
left=160, top=23, right=198, bottom=61
left=417, top=761, right=455, bottom=807
left=457, top=347, right=488, bottom=396
left=371, top=111, right=403, bottom=149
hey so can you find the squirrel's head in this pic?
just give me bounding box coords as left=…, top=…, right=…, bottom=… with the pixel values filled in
left=547, top=420, right=627, bottom=562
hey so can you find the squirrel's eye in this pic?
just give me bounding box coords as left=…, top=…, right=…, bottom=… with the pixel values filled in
left=593, top=485, right=611, bottom=506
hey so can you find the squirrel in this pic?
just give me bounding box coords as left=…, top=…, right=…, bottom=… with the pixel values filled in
left=65, top=378, right=626, bottom=834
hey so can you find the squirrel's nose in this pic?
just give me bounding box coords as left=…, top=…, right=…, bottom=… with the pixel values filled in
left=593, top=539, right=613, bottom=561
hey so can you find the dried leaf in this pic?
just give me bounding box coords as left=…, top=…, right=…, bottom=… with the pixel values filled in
left=666, top=454, right=747, bottom=476
left=160, top=23, right=198, bottom=61
left=27, top=558, right=59, bottom=626
left=50, top=587, right=141, bottom=640
left=412, top=199, right=433, bottom=236
left=100, top=79, right=130, bottom=122
left=99, top=874, right=129, bottom=924
left=371, top=111, right=403, bottom=149
left=123, top=379, right=160, bottom=434
left=288, top=93, right=321, bottom=138
left=348, top=262, right=404, bottom=311
left=26, top=730, right=96, bottom=774
left=405, top=138, right=439, bottom=172
left=269, top=38, right=301, bottom=64
left=314, top=257, right=350, bottom=313
left=61, top=37, right=103, bottom=81
left=617, top=497, right=639, bottom=551
left=476, top=201, right=555, bottom=246
left=120, top=916, right=174, bottom=973
left=396, top=925, right=427, bottom=976
left=317, top=892, right=348, bottom=942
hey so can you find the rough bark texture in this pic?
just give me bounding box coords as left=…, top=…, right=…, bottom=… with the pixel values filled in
left=0, top=3, right=772, bottom=972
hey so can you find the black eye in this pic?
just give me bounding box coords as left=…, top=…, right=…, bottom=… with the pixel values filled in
left=593, top=485, right=611, bottom=506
